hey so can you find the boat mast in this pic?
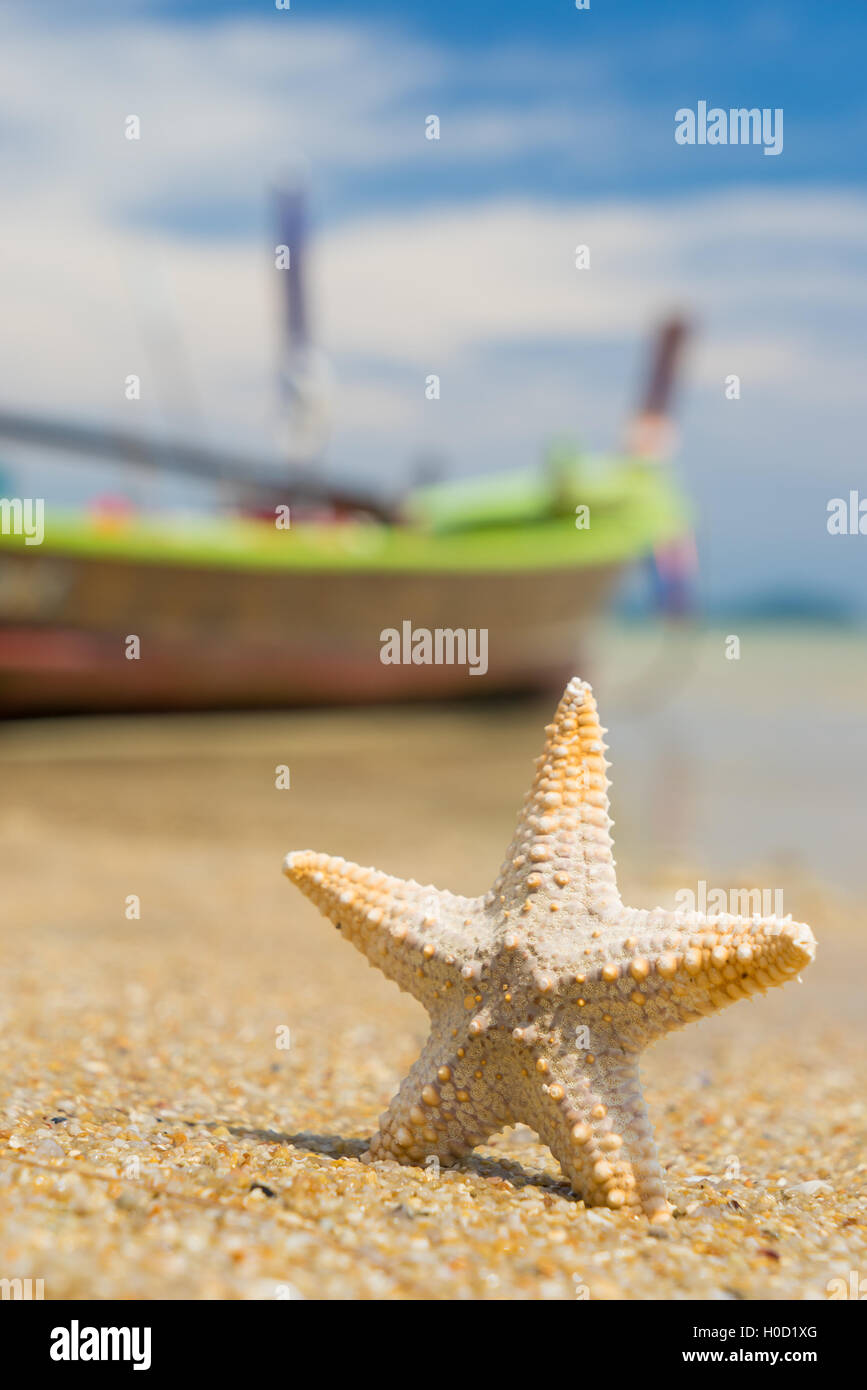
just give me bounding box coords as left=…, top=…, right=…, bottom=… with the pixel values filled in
left=625, top=317, right=690, bottom=463
left=272, top=180, right=334, bottom=473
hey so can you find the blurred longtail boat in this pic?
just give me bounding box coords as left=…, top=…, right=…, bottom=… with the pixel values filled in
left=0, top=186, right=694, bottom=714
left=0, top=446, right=689, bottom=713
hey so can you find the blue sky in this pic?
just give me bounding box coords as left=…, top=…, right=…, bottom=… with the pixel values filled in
left=145, top=0, right=866, bottom=214
left=1, top=0, right=866, bottom=611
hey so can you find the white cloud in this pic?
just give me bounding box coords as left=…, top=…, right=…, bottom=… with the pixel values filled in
left=0, top=5, right=865, bottom=527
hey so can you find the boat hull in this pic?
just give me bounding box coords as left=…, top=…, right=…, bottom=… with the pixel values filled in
left=0, top=548, right=621, bottom=713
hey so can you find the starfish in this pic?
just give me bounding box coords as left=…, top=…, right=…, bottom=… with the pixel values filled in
left=283, top=677, right=816, bottom=1221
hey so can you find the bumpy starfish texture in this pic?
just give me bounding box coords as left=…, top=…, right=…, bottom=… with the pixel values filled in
left=283, top=678, right=816, bottom=1221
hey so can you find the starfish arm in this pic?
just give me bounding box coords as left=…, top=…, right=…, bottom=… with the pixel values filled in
left=283, top=850, right=489, bottom=1006
left=509, top=1041, right=669, bottom=1220
left=600, top=907, right=816, bottom=1045
left=491, top=677, right=621, bottom=922
left=366, top=1032, right=513, bottom=1167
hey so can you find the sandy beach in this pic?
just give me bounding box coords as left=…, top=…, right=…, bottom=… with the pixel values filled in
left=1, top=627, right=865, bottom=1299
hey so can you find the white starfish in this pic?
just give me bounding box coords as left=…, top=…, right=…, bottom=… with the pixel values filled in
left=284, top=677, right=816, bottom=1220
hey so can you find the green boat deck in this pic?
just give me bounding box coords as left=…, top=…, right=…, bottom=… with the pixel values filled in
left=0, top=455, right=689, bottom=575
